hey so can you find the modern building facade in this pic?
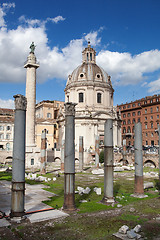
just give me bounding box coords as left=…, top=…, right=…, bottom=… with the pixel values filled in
left=117, top=94, right=160, bottom=147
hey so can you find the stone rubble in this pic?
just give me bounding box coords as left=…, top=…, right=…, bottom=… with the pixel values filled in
left=144, top=172, right=158, bottom=177
left=118, top=225, right=129, bottom=234
left=127, top=229, right=137, bottom=239
left=0, top=167, right=8, bottom=172
left=92, top=169, right=104, bottom=175
left=77, top=186, right=91, bottom=195
left=93, top=187, right=102, bottom=195
left=79, top=200, right=87, bottom=203
left=133, top=225, right=141, bottom=233
left=25, top=173, right=52, bottom=182
left=113, top=224, right=143, bottom=239
left=143, top=182, right=154, bottom=189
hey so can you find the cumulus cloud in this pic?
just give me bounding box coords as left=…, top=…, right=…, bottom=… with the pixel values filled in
left=147, top=78, right=160, bottom=93
left=97, top=50, right=160, bottom=86
left=84, top=29, right=102, bottom=46
left=1, top=2, right=160, bottom=97
left=47, top=16, right=65, bottom=24
left=0, top=99, right=14, bottom=109
left=19, top=15, right=65, bottom=27
left=0, top=2, right=15, bottom=28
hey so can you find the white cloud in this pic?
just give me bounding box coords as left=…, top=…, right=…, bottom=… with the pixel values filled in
left=147, top=78, right=160, bottom=93
left=0, top=99, right=14, bottom=109
left=97, top=50, right=160, bottom=86
left=1, top=2, right=160, bottom=98
left=0, top=2, right=15, bottom=28
left=47, top=16, right=65, bottom=24
left=19, top=15, right=65, bottom=28
left=19, top=15, right=42, bottom=27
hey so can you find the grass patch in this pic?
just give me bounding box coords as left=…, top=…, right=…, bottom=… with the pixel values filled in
left=0, top=172, right=12, bottom=181
left=118, top=213, right=142, bottom=222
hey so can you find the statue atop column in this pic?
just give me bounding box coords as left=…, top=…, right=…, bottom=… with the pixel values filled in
left=30, top=42, right=35, bottom=53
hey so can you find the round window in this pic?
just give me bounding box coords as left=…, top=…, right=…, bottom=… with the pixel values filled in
left=80, top=73, right=84, bottom=78
left=97, top=74, right=100, bottom=78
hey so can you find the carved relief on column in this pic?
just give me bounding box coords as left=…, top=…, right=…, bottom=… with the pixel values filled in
left=14, top=94, right=27, bottom=111
left=65, top=102, right=77, bottom=116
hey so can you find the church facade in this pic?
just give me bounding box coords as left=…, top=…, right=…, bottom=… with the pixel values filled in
left=58, top=42, right=121, bottom=161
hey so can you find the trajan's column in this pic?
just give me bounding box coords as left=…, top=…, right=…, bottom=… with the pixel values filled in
left=24, top=42, right=39, bottom=147
left=24, top=42, right=40, bottom=168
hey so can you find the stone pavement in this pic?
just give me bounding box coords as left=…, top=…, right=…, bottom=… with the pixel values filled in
left=0, top=180, right=68, bottom=227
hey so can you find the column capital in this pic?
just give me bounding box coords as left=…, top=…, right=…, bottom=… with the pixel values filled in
left=65, top=102, right=77, bottom=116
left=14, top=94, right=27, bottom=111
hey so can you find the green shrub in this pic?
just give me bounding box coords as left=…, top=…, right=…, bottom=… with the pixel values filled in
left=99, top=150, right=104, bottom=163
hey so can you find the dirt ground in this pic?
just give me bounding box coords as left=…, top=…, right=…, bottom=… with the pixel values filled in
left=0, top=169, right=160, bottom=239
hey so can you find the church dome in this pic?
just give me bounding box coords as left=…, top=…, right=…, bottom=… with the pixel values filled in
left=65, top=42, right=112, bottom=90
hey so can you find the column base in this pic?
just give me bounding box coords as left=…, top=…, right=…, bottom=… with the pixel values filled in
left=63, top=193, right=76, bottom=212
left=130, top=193, right=148, bottom=198
left=135, top=175, right=144, bottom=194
left=101, top=197, right=115, bottom=205
left=10, top=211, right=25, bottom=218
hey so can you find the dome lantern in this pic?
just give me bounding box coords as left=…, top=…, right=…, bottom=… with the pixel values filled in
left=82, top=41, right=96, bottom=64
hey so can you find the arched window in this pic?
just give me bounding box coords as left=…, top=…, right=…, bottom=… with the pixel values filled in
left=47, top=113, right=52, bottom=118
left=6, top=134, right=10, bottom=140
left=97, top=93, right=102, bottom=103
left=90, top=53, right=92, bottom=61
left=127, top=126, right=131, bottom=133
left=87, top=53, right=89, bottom=61
left=0, top=125, right=4, bottom=131
left=6, top=143, right=10, bottom=151
left=79, top=92, right=84, bottom=103
left=123, top=127, right=126, bottom=133
left=0, top=134, right=4, bottom=139
left=6, top=125, right=11, bottom=131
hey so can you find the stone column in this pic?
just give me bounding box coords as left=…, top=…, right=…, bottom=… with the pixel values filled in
left=24, top=49, right=39, bottom=147
left=134, top=122, right=144, bottom=195
left=40, top=129, right=47, bottom=174
left=10, top=94, right=27, bottom=218
left=79, top=136, right=84, bottom=171
left=63, top=102, right=76, bottom=211
left=95, top=135, right=99, bottom=168
left=61, top=139, right=65, bottom=171
left=122, top=137, right=127, bottom=165
left=102, top=119, right=115, bottom=204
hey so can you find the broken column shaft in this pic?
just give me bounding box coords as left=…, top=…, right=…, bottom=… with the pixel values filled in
left=95, top=135, right=99, bottom=168
left=40, top=129, right=47, bottom=174
left=102, top=119, right=115, bottom=203
left=134, top=122, right=144, bottom=194
left=122, top=138, right=127, bottom=165
left=79, top=136, right=84, bottom=171
left=63, top=102, right=76, bottom=211
left=10, top=94, right=27, bottom=217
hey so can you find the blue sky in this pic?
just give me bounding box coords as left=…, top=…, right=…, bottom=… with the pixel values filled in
left=1, top=0, right=160, bottom=108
